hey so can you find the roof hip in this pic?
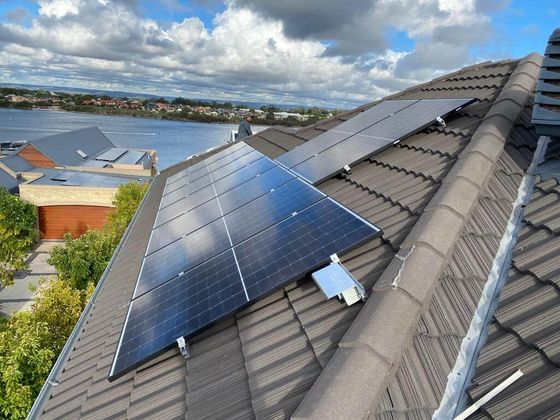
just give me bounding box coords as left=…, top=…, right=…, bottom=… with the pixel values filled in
left=292, top=52, right=543, bottom=420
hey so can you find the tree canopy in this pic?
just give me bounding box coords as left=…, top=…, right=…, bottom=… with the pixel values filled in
left=0, top=189, right=38, bottom=288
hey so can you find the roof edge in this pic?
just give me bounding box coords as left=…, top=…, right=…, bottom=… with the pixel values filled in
left=292, top=53, right=543, bottom=419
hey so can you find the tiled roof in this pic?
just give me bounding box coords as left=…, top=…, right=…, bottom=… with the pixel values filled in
left=32, top=54, right=548, bottom=420
left=466, top=138, right=560, bottom=419
left=0, top=165, right=17, bottom=193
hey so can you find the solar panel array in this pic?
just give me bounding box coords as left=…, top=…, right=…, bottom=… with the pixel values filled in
left=115, top=150, right=146, bottom=165
left=276, top=98, right=475, bottom=184
left=49, top=171, right=143, bottom=188
left=96, top=148, right=128, bottom=162
left=109, top=142, right=381, bottom=380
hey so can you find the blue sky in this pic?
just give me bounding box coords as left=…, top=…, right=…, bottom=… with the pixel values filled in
left=0, top=0, right=557, bottom=107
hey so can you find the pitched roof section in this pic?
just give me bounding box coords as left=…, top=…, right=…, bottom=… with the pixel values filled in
left=0, top=165, right=17, bottom=193
left=466, top=138, right=560, bottom=419
left=0, top=154, right=34, bottom=173
left=34, top=57, right=539, bottom=420
left=292, top=53, right=542, bottom=419
left=28, top=127, right=115, bottom=166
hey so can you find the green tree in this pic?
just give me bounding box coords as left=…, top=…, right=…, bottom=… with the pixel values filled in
left=0, top=278, right=91, bottom=419
left=106, top=182, right=149, bottom=245
left=48, top=182, right=148, bottom=290
left=0, top=189, right=38, bottom=288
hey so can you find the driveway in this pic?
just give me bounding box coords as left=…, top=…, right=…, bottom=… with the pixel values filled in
left=0, top=240, right=61, bottom=318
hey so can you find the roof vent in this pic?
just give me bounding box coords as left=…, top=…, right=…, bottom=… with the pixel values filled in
left=76, top=149, right=88, bottom=159
left=532, top=27, right=560, bottom=137
left=312, top=254, right=366, bottom=306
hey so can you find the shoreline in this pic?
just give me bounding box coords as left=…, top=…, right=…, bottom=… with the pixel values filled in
left=0, top=104, right=314, bottom=127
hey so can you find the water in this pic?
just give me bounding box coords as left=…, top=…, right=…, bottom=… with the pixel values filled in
left=0, top=108, right=263, bottom=169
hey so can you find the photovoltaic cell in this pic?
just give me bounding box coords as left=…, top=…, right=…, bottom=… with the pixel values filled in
left=110, top=250, right=247, bottom=378
left=208, top=150, right=263, bottom=181
left=235, top=198, right=380, bottom=300
left=225, top=178, right=324, bottom=245
left=147, top=198, right=222, bottom=255
left=206, top=144, right=254, bottom=172
left=213, top=157, right=276, bottom=196
left=135, top=218, right=230, bottom=298
left=204, top=142, right=247, bottom=164
left=156, top=185, right=215, bottom=226
left=219, top=165, right=294, bottom=214
left=276, top=99, right=418, bottom=168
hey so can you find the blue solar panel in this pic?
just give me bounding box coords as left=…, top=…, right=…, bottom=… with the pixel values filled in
left=204, top=142, right=247, bottom=165
left=109, top=141, right=383, bottom=381
left=209, top=150, right=263, bottom=182
left=206, top=144, right=254, bottom=172
left=219, top=165, right=294, bottom=214
left=225, top=178, right=324, bottom=245
left=96, top=148, right=128, bottom=162
left=135, top=219, right=230, bottom=298
left=276, top=100, right=418, bottom=168
left=213, top=157, right=277, bottom=196
left=147, top=198, right=222, bottom=255
left=235, top=198, right=380, bottom=300
left=110, top=250, right=248, bottom=379
left=289, top=98, right=475, bottom=184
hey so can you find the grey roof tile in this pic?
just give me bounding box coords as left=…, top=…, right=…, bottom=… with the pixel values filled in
left=37, top=57, right=541, bottom=420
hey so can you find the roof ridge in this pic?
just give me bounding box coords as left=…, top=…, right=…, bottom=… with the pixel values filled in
left=292, top=53, right=543, bottom=419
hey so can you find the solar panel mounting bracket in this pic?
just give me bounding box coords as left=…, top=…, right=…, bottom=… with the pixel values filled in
left=176, top=337, right=191, bottom=359
left=436, top=116, right=446, bottom=127
left=343, top=165, right=351, bottom=174
left=312, top=254, right=366, bottom=306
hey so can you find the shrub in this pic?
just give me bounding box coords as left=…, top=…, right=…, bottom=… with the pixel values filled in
left=0, top=189, right=38, bottom=288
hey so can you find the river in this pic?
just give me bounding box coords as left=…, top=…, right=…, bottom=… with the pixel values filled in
left=0, top=108, right=264, bottom=169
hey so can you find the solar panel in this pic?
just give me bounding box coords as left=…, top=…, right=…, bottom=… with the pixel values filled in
left=135, top=218, right=231, bottom=298
left=110, top=250, right=247, bottom=379
left=115, top=150, right=146, bottom=165
left=276, top=99, right=418, bottom=168
left=109, top=142, right=382, bottom=381
left=96, top=148, right=128, bottom=162
left=51, top=171, right=72, bottom=182
left=147, top=198, right=222, bottom=255
left=289, top=98, right=475, bottom=184
left=225, top=178, right=324, bottom=245
left=219, top=165, right=294, bottom=214
left=235, top=198, right=378, bottom=300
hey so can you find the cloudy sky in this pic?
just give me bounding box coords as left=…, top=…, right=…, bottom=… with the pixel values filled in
left=0, top=0, right=557, bottom=108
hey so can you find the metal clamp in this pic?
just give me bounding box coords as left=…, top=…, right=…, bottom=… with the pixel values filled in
left=343, top=165, right=351, bottom=174
left=177, top=337, right=191, bottom=359
left=436, top=116, right=446, bottom=127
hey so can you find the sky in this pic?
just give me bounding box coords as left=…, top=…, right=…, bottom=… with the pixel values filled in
left=0, top=0, right=557, bottom=108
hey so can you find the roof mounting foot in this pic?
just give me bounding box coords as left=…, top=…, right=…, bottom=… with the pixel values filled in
left=312, top=254, right=366, bottom=306
left=177, top=337, right=191, bottom=359
left=436, top=116, right=446, bottom=127
left=343, top=165, right=351, bottom=174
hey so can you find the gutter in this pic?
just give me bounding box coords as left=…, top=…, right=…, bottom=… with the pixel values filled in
left=293, top=52, right=542, bottom=419
left=27, top=177, right=157, bottom=420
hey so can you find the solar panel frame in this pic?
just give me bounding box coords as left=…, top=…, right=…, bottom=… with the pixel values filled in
left=115, top=150, right=146, bottom=165
left=276, top=99, right=419, bottom=168
left=96, top=148, right=128, bottom=162
left=289, top=98, right=475, bottom=184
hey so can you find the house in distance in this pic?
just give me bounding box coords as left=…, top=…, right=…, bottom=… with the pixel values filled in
left=0, top=127, right=154, bottom=239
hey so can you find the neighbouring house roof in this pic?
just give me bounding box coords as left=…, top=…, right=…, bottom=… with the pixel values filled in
left=0, top=165, right=17, bottom=193
left=31, top=53, right=551, bottom=420
left=0, top=154, right=34, bottom=173
left=26, top=127, right=115, bottom=166
left=26, top=168, right=150, bottom=188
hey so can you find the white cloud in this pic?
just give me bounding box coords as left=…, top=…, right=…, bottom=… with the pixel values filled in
left=0, top=0, right=505, bottom=107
